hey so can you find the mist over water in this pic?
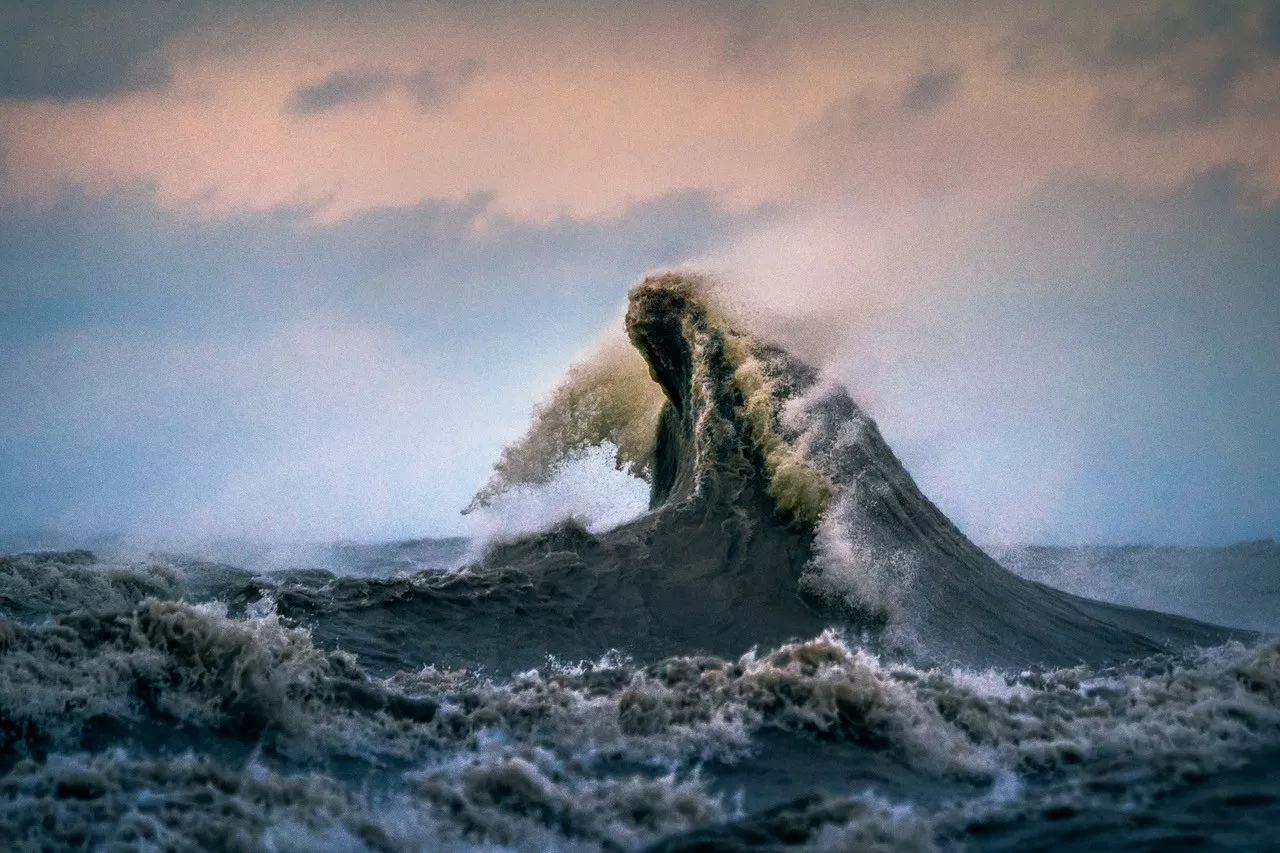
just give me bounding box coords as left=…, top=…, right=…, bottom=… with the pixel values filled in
left=699, top=191, right=1280, bottom=547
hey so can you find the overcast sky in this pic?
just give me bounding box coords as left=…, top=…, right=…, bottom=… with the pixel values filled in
left=1, top=0, right=1277, bottom=545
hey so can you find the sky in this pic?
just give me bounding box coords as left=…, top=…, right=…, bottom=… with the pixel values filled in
left=1, top=0, right=1277, bottom=545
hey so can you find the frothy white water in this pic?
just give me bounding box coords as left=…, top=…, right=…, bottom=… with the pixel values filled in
left=463, top=443, right=650, bottom=552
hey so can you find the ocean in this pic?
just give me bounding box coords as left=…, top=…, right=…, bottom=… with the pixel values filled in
left=2, top=273, right=1276, bottom=852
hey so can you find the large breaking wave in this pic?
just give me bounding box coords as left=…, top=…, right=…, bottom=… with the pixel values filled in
left=282, top=272, right=1240, bottom=675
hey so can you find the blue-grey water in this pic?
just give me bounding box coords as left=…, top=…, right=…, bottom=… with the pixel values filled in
left=0, top=538, right=1276, bottom=852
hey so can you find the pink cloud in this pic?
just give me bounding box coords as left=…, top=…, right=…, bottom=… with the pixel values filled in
left=0, top=2, right=1277, bottom=223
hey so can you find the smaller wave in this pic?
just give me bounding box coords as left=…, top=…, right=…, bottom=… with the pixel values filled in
left=394, top=629, right=1280, bottom=810
left=0, top=746, right=730, bottom=853
left=0, top=550, right=179, bottom=622
left=0, top=597, right=441, bottom=767
left=646, top=792, right=937, bottom=853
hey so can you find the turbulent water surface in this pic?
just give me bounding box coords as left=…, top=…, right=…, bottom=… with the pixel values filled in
left=3, top=274, right=1277, bottom=852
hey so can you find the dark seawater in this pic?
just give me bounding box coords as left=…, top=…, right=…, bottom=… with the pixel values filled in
left=3, top=276, right=1276, bottom=851
left=1, top=543, right=1276, bottom=852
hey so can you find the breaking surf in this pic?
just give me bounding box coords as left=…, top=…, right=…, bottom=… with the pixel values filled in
left=2, top=272, right=1276, bottom=852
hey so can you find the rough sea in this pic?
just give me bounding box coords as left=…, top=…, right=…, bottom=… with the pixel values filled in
left=3, top=274, right=1276, bottom=852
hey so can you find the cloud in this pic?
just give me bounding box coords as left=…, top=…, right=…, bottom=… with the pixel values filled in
left=1103, top=1, right=1246, bottom=62
left=0, top=0, right=192, bottom=99
left=1002, top=0, right=1280, bottom=133
left=900, top=67, right=962, bottom=113
left=405, top=58, right=482, bottom=111
left=1266, top=2, right=1280, bottom=52
left=1, top=1, right=1277, bottom=222
left=282, top=57, right=481, bottom=116
left=285, top=68, right=396, bottom=114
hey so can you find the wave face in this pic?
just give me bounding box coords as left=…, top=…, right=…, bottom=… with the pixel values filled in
left=3, top=272, right=1276, bottom=851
